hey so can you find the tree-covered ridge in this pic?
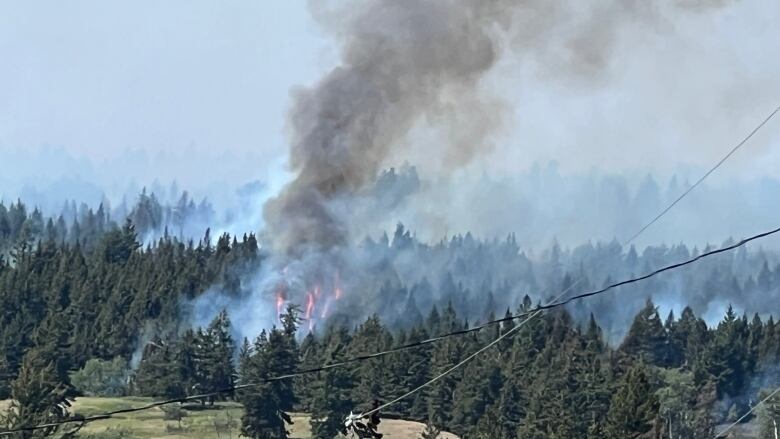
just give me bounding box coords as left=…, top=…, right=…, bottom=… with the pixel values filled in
left=0, top=218, right=260, bottom=397
left=3, top=193, right=780, bottom=437
left=0, top=190, right=215, bottom=254
left=86, top=299, right=780, bottom=438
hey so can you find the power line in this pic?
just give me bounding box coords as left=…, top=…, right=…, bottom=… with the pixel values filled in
left=625, top=104, right=780, bottom=245
left=363, top=307, right=544, bottom=419
left=3, top=105, right=778, bottom=436
left=542, top=226, right=780, bottom=311
left=358, top=225, right=780, bottom=419
left=715, top=386, right=780, bottom=438
left=3, top=222, right=771, bottom=436
left=358, top=103, right=780, bottom=420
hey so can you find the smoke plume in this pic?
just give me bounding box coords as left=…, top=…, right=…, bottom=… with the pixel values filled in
left=262, top=0, right=734, bottom=257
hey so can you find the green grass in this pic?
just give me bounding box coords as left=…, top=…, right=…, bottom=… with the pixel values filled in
left=71, top=397, right=255, bottom=438
left=1, top=397, right=457, bottom=438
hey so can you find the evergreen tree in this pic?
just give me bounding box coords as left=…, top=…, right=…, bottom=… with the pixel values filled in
left=758, top=390, right=780, bottom=439
left=196, top=310, right=236, bottom=403
left=240, top=306, right=300, bottom=439
left=419, top=419, right=441, bottom=439
left=619, top=299, right=671, bottom=366
left=310, top=326, right=353, bottom=439
left=700, top=305, right=749, bottom=402
left=1, top=351, right=72, bottom=438
left=134, top=338, right=185, bottom=398
left=604, top=363, right=660, bottom=439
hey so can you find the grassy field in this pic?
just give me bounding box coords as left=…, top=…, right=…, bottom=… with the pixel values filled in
left=0, top=397, right=457, bottom=438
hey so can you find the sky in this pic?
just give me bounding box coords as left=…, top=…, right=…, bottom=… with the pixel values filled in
left=0, top=1, right=334, bottom=200
left=2, top=0, right=780, bottom=234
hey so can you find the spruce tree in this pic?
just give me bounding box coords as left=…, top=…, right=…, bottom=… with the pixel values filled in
left=240, top=306, right=299, bottom=439
left=1, top=351, right=72, bottom=438
left=604, top=363, right=660, bottom=439
left=310, top=326, right=353, bottom=439
left=758, top=389, right=780, bottom=439
left=134, top=338, right=185, bottom=398
left=294, top=332, right=319, bottom=411
left=419, top=419, right=441, bottom=439
left=619, top=299, right=670, bottom=366
left=196, top=310, right=236, bottom=403
left=0, top=355, right=12, bottom=400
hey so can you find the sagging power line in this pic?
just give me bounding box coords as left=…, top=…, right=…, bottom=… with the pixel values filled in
left=355, top=103, right=780, bottom=421
left=3, top=104, right=777, bottom=437
left=3, top=224, right=780, bottom=436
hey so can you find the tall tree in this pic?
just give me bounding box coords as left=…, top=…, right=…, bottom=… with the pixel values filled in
left=604, top=363, right=660, bottom=439
left=1, top=351, right=72, bottom=438
left=240, top=306, right=300, bottom=439
left=310, top=326, right=353, bottom=439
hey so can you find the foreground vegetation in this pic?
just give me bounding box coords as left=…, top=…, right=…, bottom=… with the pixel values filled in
left=2, top=196, right=780, bottom=438
left=0, top=397, right=457, bottom=438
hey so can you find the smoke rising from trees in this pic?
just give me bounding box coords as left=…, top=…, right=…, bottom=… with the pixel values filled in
left=263, top=0, right=754, bottom=258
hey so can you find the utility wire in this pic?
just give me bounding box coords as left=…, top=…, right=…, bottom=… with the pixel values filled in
left=3, top=225, right=780, bottom=436
left=625, top=104, right=780, bottom=245
left=359, top=103, right=780, bottom=419
left=3, top=105, right=777, bottom=436
left=359, top=225, right=780, bottom=419
left=715, top=386, right=780, bottom=438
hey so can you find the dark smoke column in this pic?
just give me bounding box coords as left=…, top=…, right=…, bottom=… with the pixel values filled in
left=263, top=0, right=506, bottom=257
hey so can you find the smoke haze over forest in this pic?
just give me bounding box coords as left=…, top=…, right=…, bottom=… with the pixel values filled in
left=5, top=2, right=780, bottom=438
left=3, top=0, right=780, bottom=339
left=2, top=0, right=780, bottom=346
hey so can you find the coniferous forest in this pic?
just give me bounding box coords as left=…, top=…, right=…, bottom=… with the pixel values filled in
left=1, top=193, right=780, bottom=439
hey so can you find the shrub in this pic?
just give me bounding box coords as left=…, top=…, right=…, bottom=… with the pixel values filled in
left=69, top=357, right=130, bottom=397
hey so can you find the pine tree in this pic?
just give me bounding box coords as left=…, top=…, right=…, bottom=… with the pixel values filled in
left=494, top=376, right=525, bottom=437
left=450, top=351, right=501, bottom=436
left=238, top=337, right=253, bottom=383
left=758, top=389, right=780, bottom=439
left=294, top=333, right=319, bottom=411
left=134, top=338, right=185, bottom=398
left=0, top=355, right=12, bottom=400
left=240, top=306, right=300, bottom=439
left=1, top=351, right=72, bottom=438
left=619, top=299, right=671, bottom=366
left=419, top=419, right=441, bottom=439
left=198, top=310, right=236, bottom=402
left=700, top=305, right=749, bottom=401
left=405, top=326, right=432, bottom=420
left=604, top=363, right=660, bottom=439
left=176, top=330, right=199, bottom=395
left=310, top=326, right=353, bottom=439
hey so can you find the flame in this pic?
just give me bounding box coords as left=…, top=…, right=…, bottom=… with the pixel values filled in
left=304, top=292, right=315, bottom=320
left=334, top=271, right=343, bottom=300
left=284, top=275, right=344, bottom=331
left=276, top=293, right=285, bottom=318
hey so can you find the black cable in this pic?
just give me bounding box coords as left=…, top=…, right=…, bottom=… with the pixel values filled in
left=3, top=224, right=779, bottom=436
left=624, top=105, right=780, bottom=245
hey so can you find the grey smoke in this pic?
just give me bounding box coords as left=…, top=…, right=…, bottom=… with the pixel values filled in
left=262, top=0, right=740, bottom=257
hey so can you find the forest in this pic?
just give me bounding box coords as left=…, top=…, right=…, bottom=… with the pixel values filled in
left=1, top=193, right=780, bottom=438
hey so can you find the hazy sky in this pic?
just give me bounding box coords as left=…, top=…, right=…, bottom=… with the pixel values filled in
left=0, top=1, right=333, bottom=196
left=2, top=0, right=780, bottom=205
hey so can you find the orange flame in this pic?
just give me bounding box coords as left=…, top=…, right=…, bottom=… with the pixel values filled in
left=334, top=271, right=343, bottom=300
left=276, top=293, right=285, bottom=318
left=304, top=292, right=315, bottom=319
